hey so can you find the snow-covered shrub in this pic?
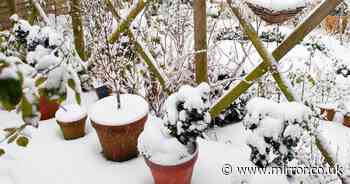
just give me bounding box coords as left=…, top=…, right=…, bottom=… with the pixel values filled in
left=3, top=15, right=91, bottom=92
left=0, top=17, right=84, bottom=155
left=163, top=83, right=211, bottom=148
left=260, top=28, right=285, bottom=44
left=244, top=98, right=314, bottom=168
left=138, top=83, right=211, bottom=164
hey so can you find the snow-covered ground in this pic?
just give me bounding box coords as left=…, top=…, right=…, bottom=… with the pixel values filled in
left=1, top=91, right=350, bottom=184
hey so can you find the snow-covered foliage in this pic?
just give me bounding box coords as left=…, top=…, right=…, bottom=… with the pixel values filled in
left=244, top=97, right=314, bottom=168
left=138, top=83, right=211, bottom=164
left=163, top=83, right=211, bottom=147
left=82, top=0, right=147, bottom=95
left=0, top=17, right=83, bottom=153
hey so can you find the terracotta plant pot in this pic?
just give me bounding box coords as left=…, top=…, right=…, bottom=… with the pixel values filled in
left=55, top=104, right=87, bottom=140
left=246, top=2, right=305, bottom=24
left=91, top=115, right=148, bottom=161
left=57, top=116, right=87, bottom=140
left=39, top=96, right=60, bottom=120
left=343, top=114, right=350, bottom=127
left=144, top=146, right=198, bottom=184
left=320, top=107, right=336, bottom=121
left=90, top=94, right=149, bottom=161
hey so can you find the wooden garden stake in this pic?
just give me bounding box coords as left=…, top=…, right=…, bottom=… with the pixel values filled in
left=70, top=0, right=86, bottom=60
left=194, top=0, right=208, bottom=83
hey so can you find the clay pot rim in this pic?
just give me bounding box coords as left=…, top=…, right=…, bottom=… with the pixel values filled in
left=144, top=142, right=199, bottom=168
left=57, top=116, right=88, bottom=126
left=89, top=94, right=149, bottom=126
left=246, top=2, right=305, bottom=15
left=91, top=114, right=148, bottom=129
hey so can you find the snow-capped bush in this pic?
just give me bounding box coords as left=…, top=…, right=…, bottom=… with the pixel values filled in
left=138, top=83, right=211, bottom=164
left=0, top=18, right=84, bottom=155
left=244, top=98, right=314, bottom=168
left=3, top=15, right=91, bottom=92
left=163, top=83, right=211, bottom=148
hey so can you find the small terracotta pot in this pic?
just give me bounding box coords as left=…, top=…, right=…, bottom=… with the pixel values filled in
left=320, top=108, right=336, bottom=121
left=57, top=116, right=87, bottom=140
left=92, top=115, right=148, bottom=161
left=39, top=96, right=60, bottom=120
left=145, top=145, right=198, bottom=184
left=343, top=114, right=350, bottom=127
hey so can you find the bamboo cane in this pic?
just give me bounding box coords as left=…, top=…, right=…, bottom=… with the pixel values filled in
left=108, top=0, right=145, bottom=44
left=105, top=0, right=169, bottom=93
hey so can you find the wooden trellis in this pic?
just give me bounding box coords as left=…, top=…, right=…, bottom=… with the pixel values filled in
left=107, top=0, right=348, bottom=183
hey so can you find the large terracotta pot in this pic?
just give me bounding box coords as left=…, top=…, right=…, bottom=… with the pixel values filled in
left=145, top=145, right=198, bottom=184
left=320, top=107, right=336, bottom=121
left=57, top=116, right=87, bottom=140
left=92, top=115, right=148, bottom=161
left=39, top=96, right=60, bottom=120
left=343, top=114, right=350, bottom=127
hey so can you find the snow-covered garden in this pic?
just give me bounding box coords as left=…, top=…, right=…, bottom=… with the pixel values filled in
left=1, top=0, right=350, bottom=184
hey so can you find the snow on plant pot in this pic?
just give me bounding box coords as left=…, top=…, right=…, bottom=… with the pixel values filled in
left=245, top=0, right=306, bottom=24
left=89, top=94, right=148, bottom=161
left=319, top=104, right=336, bottom=121
left=55, top=104, right=87, bottom=140
left=138, top=83, right=211, bottom=184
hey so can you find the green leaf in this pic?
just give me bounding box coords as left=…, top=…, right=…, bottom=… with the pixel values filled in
left=68, top=79, right=81, bottom=105
left=21, top=96, right=33, bottom=118
left=3, top=127, right=16, bottom=133
left=7, top=133, right=18, bottom=144
left=16, top=136, right=29, bottom=147
left=75, top=93, right=81, bottom=105
left=35, top=77, right=47, bottom=87
left=0, top=148, right=4, bottom=157
left=0, top=78, right=23, bottom=110
left=67, top=79, right=76, bottom=89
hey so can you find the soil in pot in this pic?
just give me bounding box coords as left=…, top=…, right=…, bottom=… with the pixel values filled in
left=40, top=96, right=60, bottom=121
left=89, top=94, right=149, bottom=162
left=144, top=145, right=198, bottom=184
left=55, top=104, right=87, bottom=140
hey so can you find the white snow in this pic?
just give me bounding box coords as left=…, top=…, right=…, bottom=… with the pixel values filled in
left=246, top=0, right=307, bottom=11
left=89, top=94, right=149, bottom=126
left=0, top=91, right=349, bottom=184
left=55, top=104, right=87, bottom=123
